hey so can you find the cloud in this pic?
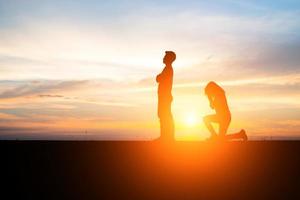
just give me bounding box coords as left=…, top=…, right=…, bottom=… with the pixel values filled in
left=172, top=73, right=300, bottom=97
left=0, top=80, right=88, bottom=99
left=38, top=94, right=64, bottom=98
left=0, top=112, right=21, bottom=120
left=226, top=82, right=300, bottom=98
left=0, top=4, right=299, bottom=81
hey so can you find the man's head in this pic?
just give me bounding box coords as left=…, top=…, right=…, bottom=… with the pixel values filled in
left=163, top=51, right=176, bottom=65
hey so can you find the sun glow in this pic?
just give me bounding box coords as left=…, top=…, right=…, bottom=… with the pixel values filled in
left=173, top=108, right=208, bottom=141
left=184, top=112, right=199, bottom=127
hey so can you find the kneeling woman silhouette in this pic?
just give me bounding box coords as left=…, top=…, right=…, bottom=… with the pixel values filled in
left=203, top=81, right=247, bottom=141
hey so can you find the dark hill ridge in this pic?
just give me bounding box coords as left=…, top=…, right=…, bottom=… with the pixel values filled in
left=1, top=141, right=300, bottom=199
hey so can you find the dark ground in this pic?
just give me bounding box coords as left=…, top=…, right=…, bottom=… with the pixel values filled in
left=1, top=141, right=300, bottom=199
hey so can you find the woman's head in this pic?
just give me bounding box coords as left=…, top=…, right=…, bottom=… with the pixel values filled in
left=205, top=81, right=223, bottom=96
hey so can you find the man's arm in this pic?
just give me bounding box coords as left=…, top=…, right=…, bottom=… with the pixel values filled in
left=156, top=68, right=166, bottom=83
left=156, top=74, right=162, bottom=83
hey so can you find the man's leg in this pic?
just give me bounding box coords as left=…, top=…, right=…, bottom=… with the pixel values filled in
left=159, top=117, right=174, bottom=141
left=158, top=100, right=166, bottom=140
left=158, top=100, right=174, bottom=141
left=166, top=114, right=174, bottom=140
left=159, top=118, right=165, bottom=140
left=203, top=114, right=219, bottom=138
left=164, top=102, right=174, bottom=140
left=160, top=115, right=174, bottom=140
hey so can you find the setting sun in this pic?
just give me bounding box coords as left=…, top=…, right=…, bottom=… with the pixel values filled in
left=184, top=113, right=199, bottom=127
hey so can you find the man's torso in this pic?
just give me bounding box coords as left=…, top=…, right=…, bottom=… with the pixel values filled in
left=157, top=66, right=173, bottom=101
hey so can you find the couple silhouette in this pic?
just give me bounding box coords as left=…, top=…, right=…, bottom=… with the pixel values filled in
left=156, top=51, right=247, bottom=141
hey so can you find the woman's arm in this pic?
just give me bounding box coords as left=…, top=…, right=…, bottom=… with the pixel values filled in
left=208, top=95, right=215, bottom=109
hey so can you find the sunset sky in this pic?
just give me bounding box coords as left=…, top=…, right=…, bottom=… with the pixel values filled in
left=0, top=0, right=299, bottom=140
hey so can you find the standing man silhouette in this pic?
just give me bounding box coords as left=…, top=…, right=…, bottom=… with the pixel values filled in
left=156, top=51, right=176, bottom=141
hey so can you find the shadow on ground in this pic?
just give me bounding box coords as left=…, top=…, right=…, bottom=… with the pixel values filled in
left=1, top=141, right=300, bottom=199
